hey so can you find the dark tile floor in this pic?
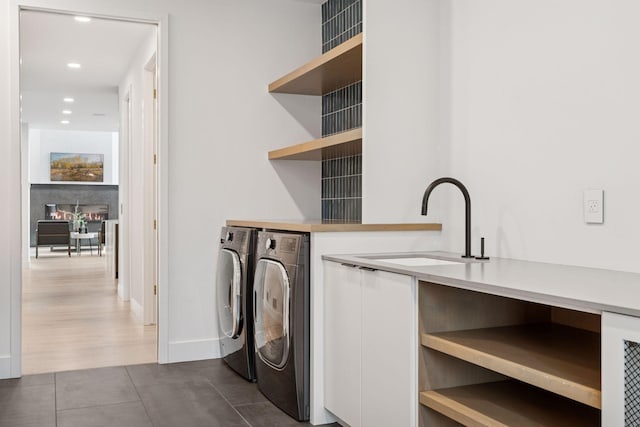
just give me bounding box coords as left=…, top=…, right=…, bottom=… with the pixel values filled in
left=0, top=359, right=340, bottom=427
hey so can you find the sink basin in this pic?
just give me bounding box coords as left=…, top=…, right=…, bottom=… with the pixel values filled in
left=372, top=257, right=463, bottom=267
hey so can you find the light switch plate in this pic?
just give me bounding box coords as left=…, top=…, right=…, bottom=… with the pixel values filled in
left=584, top=189, right=604, bottom=224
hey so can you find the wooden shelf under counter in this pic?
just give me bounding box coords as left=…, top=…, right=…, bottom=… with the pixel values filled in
left=268, top=34, right=362, bottom=95
left=422, top=323, right=601, bottom=408
left=268, top=128, right=362, bottom=160
left=421, top=380, right=600, bottom=427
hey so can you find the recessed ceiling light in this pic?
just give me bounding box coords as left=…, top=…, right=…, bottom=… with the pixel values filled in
left=74, top=16, right=92, bottom=23
left=62, top=110, right=72, bottom=115
left=92, top=113, right=106, bottom=117
left=60, top=120, right=70, bottom=124
left=63, top=97, right=74, bottom=103
left=67, top=62, right=81, bottom=69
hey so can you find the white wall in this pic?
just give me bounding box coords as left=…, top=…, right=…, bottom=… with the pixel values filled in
left=364, top=0, right=640, bottom=275
left=1, top=0, right=321, bottom=376
left=28, top=129, right=119, bottom=184
left=441, top=0, right=640, bottom=273
left=362, top=0, right=449, bottom=225
left=161, top=0, right=321, bottom=361
left=118, top=27, right=156, bottom=319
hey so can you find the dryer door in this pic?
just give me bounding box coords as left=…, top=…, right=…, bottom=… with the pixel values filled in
left=217, top=248, right=242, bottom=339
left=254, top=258, right=290, bottom=370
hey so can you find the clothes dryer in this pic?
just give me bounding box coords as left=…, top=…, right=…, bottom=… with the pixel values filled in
left=216, top=226, right=257, bottom=381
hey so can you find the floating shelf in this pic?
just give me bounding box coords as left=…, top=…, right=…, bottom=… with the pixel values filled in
left=268, top=33, right=363, bottom=95
left=422, top=323, right=601, bottom=408
left=420, top=381, right=600, bottom=427
left=268, top=128, right=362, bottom=160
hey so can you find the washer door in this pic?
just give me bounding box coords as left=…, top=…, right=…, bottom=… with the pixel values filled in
left=254, top=258, right=290, bottom=370
left=217, top=248, right=242, bottom=339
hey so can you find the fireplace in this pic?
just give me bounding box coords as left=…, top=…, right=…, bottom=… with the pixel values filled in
left=45, top=204, right=109, bottom=222
left=30, top=184, right=118, bottom=247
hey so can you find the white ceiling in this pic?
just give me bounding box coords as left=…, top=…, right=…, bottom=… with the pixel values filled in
left=20, top=10, right=156, bottom=131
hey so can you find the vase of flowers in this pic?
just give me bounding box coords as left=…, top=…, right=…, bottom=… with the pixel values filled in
left=72, top=201, right=86, bottom=232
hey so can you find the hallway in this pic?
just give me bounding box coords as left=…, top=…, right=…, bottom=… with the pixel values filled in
left=22, top=250, right=156, bottom=374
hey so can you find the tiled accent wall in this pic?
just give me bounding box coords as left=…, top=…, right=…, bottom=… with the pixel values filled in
left=321, top=0, right=363, bottom=222
left=625, top=340, right=640, bottom=425
left=321, top=80, right=363, bottom=222
left=322, top=0, right=363, bottom=53
left=322, top=150, right=362, bottom=223
left=322, top=81, right=362, bottom=137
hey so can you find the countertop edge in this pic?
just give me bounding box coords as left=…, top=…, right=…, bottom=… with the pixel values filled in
left=322, top=252, right=640, bottom=318
left=226, top=220, right=442, bottom=233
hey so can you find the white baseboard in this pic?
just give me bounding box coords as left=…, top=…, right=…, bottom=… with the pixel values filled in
left=0, top=354, right=14, bottom=379
left=117, top=282, right=130, bottom=301
left=130, top=298, right=143, bottom=322
left=167, top=338, right=221, bottom=363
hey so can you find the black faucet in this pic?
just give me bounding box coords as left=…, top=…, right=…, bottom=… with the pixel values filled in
left=421, top=177, right=474, bottom=258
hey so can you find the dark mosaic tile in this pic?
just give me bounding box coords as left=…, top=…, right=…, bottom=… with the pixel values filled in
left=322, top=0, right=362, bottom=52
left=322, top=82, right=362, bottom=137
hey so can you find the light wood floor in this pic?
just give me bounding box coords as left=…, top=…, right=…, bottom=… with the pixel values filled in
left=22, top=248, right=157, bottom=374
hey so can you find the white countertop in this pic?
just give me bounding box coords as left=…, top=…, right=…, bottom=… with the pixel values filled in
left=322, top=251, right=640, bottom=317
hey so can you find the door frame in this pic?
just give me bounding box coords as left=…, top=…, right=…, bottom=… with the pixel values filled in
left=8, top=0, right=171, bottom=377
left=143, top=53, right=158, bottom=325
left=120, top=86, right=132, bottom=302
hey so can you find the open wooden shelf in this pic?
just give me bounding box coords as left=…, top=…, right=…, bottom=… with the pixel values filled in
left=268, top=33, right=363, bottom=95
left=422, top=323, right=601, bottom=408
left=268, top=128, right=362, bottom=160
left=420, top=380, right=600, bottom=427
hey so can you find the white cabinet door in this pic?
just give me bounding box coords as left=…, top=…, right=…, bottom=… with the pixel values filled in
left=323, top=261, right=362, bottom=427
left=602, top=311, right=640, bottom=426
left=361, top=269, right=417, bottom=427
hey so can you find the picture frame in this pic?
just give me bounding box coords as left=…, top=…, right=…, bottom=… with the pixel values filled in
left=50, top=152, right=104, bottom=182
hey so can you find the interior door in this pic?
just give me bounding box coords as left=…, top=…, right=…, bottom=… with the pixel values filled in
left=254, top=259, right=290, bottom=370
left=217, top=248, right=242, bottom=340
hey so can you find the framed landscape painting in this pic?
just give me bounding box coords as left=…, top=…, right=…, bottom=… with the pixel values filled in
left=50, top=152, right=104, bottom=182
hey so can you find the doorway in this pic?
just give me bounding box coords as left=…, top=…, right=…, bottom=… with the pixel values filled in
left=18, top=8, right=163, bottom=375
